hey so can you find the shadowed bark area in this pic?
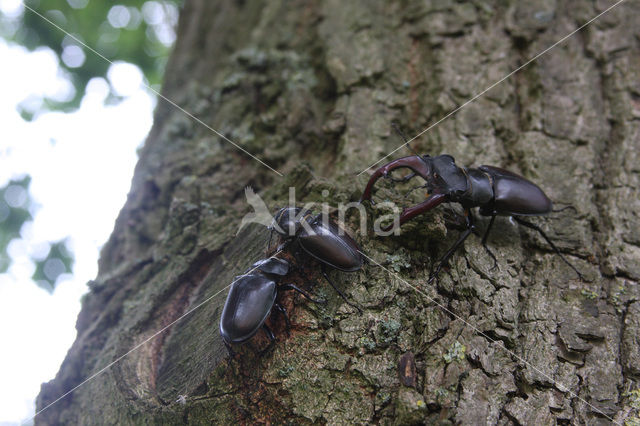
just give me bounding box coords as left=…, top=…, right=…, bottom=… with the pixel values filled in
left=37, top=0, right=640, bottom=424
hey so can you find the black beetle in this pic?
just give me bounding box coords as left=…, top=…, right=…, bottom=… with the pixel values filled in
left=360, top=153, right=583, bottom=282
left=269, top=207, right=364, bottom=312
left=219, top=256, right=320, bottom=354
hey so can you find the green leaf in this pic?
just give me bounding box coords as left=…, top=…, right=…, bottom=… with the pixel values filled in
left=0, top=176, right=33, bottom=273
left=2, top=0, right=181, bottom=113
left=32, top=239, right=74, bottom=292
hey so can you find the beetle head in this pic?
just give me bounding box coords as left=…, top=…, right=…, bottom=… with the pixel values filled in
left=422, top=155, right=468, bottom=197
left=251, top=257, right=290, bottom=276
left=271, top=207, right=310, bottom=237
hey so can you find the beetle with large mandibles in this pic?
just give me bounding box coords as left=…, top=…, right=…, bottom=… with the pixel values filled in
left=359, top=151, right=584, bottom=283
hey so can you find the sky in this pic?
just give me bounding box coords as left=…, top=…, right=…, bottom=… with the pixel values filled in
left=0, top=35, right=154, bottom=425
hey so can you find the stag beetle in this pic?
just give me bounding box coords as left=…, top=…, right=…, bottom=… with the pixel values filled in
left=268, top=207, right=364, bottom=312
left=360, top=149, right=583, bottom=283
left=220, top=256, right=321, bottom=354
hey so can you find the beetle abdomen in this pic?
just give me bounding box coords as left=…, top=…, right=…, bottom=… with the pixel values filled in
left=480, top=166, right=552, bottom=216
left=219, top=275, right=277, bottom=343
left=298, top=221, right=362, bottom=272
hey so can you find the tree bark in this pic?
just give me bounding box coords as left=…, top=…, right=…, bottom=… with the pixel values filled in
left=37, top=0, right=640, bottom=424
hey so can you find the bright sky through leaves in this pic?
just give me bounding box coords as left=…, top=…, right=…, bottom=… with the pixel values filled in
left=0, top=38, right=154, bottom=424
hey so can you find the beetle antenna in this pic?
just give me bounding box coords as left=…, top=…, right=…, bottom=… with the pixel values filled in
left=391, top=121, right=419, bottom=155
left=267, top=227, right=274, bottom=252
left=552, top=205, right=577, bottom=214
left=391, top=121, right=430, bottom=167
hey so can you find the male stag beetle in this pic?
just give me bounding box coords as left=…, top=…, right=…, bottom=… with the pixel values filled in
left=268, top=207, right=364, bottom=313
left=360, top=133, right=583, bottom=283
left=220, top=256, right=322, bottom=354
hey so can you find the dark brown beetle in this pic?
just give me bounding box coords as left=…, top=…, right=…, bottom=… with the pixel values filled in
left=360, top=153, right=583, bottom=282
left=269, top=207, right=363, bottom=312
left=219, top=257, right=320, bottom=354
left=220, top=207, right=365, bottom=355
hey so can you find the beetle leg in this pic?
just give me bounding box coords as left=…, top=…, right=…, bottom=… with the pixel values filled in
left=260, top=324, right=276, bottom=355
left=428, top=209, right=475, bottom=284
left=442, top=208, right=469, bottom=231
left=359, top=156, right=432, bottom=204
left=480, top=214, right=499, bottom=271
left=388, top=172, right=416, bottom=183
left=266, top=227, right=275, bottom=252
left=273, top=303, right=291, bottom=336
left=402, top=183, right=428, bottom=199
left=280, top=283, right=326, bottom=304
left=552, top=204, right=578, bottom=214
left=291, top=239, right=306, bottom=263
left=512, top=217, right=584, bottom=280
left=291, top=264, right=316, bottom=289
left=321, top=264, right=363, bottom=313
left=223, top=340, right=236, bottom=358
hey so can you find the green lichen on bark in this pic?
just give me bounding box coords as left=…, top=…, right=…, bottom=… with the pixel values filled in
left=37, top=0, right=640, bottom=424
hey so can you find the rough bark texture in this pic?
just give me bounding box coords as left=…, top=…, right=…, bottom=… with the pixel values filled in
left=37, top=0, right=640, bottom=424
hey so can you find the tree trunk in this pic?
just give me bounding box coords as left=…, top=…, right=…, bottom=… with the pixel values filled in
left=37, top=0, right=640, bottom=424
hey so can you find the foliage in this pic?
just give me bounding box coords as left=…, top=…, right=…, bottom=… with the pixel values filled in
left=0, top=0, right=180, bottom=290
left=0, top=177, right=74, bottom=292
left=0, top=176, right=33, bottom=273
left=1, top=0, right=180, bottom=117
left=32, top=239, right=74, bottom=292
